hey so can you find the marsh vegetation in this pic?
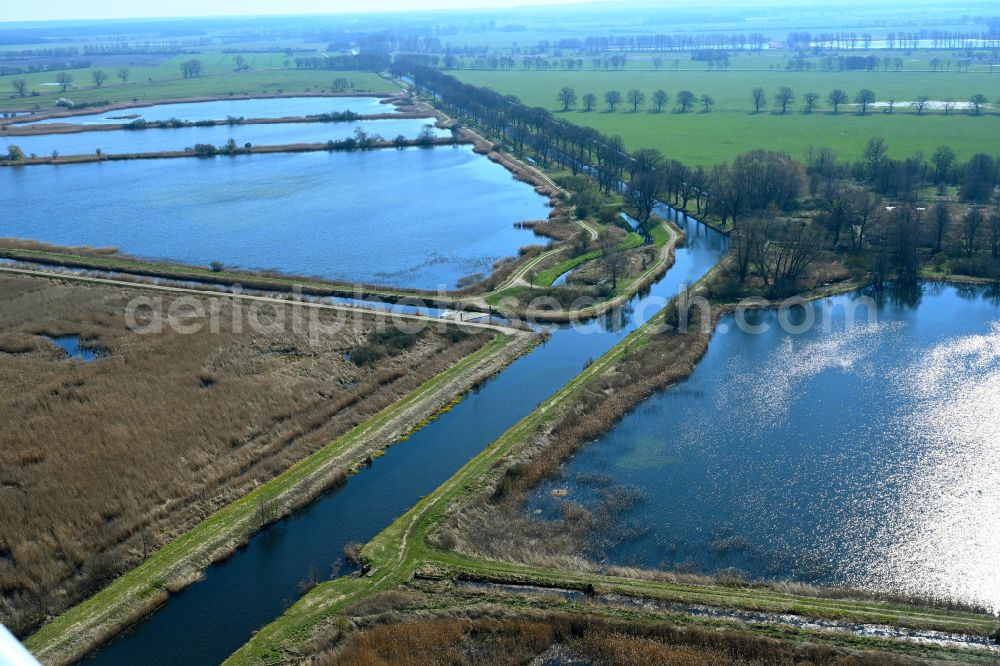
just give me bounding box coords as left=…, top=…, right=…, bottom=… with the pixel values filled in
left=0, top=275, right=494, bottom=636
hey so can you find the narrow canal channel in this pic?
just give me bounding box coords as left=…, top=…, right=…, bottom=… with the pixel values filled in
left=84, top=209, right=727, bottom=664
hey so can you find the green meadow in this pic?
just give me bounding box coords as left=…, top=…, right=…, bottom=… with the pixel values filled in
left=0, top=51, right=394, bottom=112
left=454, top=67, right=1000, bottom=165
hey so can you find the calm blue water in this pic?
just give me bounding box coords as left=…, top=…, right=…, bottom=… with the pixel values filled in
left=21, top=96, right=392, bottom=125
left=4, top=118, right=437, bottom=157
left=42, top=334, right=101, bottom=361
left=531, top=281, right=1000, bottom=610
left=83, top=213, right=728, bottom=666
left=0, top=145, right=549, bottom=290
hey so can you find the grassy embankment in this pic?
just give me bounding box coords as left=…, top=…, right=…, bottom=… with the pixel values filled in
left=531, top=217, right=672, bottom=288
left=485, top=215, right=678, bottom=322
left=0, top=110, right=421, bottom=135
left=23, top=328, right=535, bottom=665
left=454, top=68, right=1000, bottom=165
left=0, top=243, right=469, bottom=306
left=226, top=260, right=997, bottom=665
left=0, top=135, right=464, bottom=166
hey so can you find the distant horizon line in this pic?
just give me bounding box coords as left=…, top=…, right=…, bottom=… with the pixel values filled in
left=1, top=0, right=946, bottom=28
left=2, top=0, right=623, bottom=27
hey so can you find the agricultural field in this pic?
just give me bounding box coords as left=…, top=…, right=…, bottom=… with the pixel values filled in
left=0, top=273, right=495, bottom=636
left=455, top=65, right=1000, bottom=165
left=0, top=56, right=392, bottom=112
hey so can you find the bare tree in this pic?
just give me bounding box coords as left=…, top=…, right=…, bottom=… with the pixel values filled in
left=581, top=92, right=597, bottom=111
left=855, top=88, right=876, bottom=115
left=12, top=78, right=27, bottom=97
left=626, top=172, right=664, bottom=228
left=600, top=233, right=628, bottom=290
left=963, top=208, right=984, bottom=256
left=827, top=88, right=848, bottom=114
left=699, top=94, right=714, bottom=112
left=556, top=86, right=577, bottom=111
left=754, top=220, right=827, bottom=288
left=138, top=528, right=156, bottom=560
left=731, top=214, right=768, bottom=283
left=861, top=136, right=889, bottom=182
left=848, top=187, right=884, bottom=249
left=180, top=59, right=204, bottom=79
left=626, top=88, right=646, bottom=112
left=775, top=86, right=794, bottom=113
left=652, top=57, right=663, bottom=70
left=5, top=144, right=25, bottom=161
left=675, top=90, right=696, bottom=113
left=604, top=89, right=622, bottom=112
left=942, top=99, right=955, bottom=115
left=913, top=96, right=930, bottom=115
left=969, top=93, right=988, bottom=116
left=651, top=89, right=669, bottom=112
left=631, top=147, right=664, bottom=176
left=117, top=67, right=130, bottom=86
left=930, top=203, right=950, bottom=253
left=91, top=70, right=108, bottom=88
left=931, top=145, right=956, bottom=183
left=256, top=495, right=278, bottom=530
left=751, top=86, right=766, bottom=113
left=990, top=212, right=1000, bottom=258
left=55, top=72, right=73, bottom=92
left=802, top=92, right=819, bottom=114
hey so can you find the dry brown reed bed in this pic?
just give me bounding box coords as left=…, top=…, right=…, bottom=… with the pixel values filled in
left=319, top=611, right=911, bottom=666
left=0, top=274, right=496, bottom=636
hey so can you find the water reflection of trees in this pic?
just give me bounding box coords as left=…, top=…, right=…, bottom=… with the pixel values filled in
left=864, top=280, right=924, bottom=310
left=598, top=301, right=635, bottom=332
left=953, top=281, right=1000, bottom=305
left=864, top=279, right=1000, bottom=309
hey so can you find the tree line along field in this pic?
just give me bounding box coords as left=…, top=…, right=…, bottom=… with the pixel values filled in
left=454, top=67, right=1000, bottom=166
left=0, top=274, right=495, bottom=637
left=459, top=49, right=1000, bottom=74
left=0, top=53, right=393, bottom=113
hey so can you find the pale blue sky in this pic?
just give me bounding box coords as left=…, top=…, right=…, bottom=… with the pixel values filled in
left=4, top=0, right=603, bottom=23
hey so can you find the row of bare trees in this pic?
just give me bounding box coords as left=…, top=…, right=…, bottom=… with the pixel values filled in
left=10, top=68, right=131, bottom=97
left=806, top=137, right=1000, bottom=203
left=556, top=87, right=707, bottom=113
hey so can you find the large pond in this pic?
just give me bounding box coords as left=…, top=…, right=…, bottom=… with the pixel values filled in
left=4, top=118, right=437, bottom=157
left=0, top=145, right=549, bottom=290
left=531, top=281, right=1000, bottom=611
left=18, top=96, right=393, bottom=125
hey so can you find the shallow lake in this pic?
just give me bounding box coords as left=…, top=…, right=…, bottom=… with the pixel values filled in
left=0, top=145, right=550, bottom=290
left=531, top=281, right=1000, bottom=611
left=4, top=118, right=438, bottom=157
left=19, top=96, right=393, bottom=125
